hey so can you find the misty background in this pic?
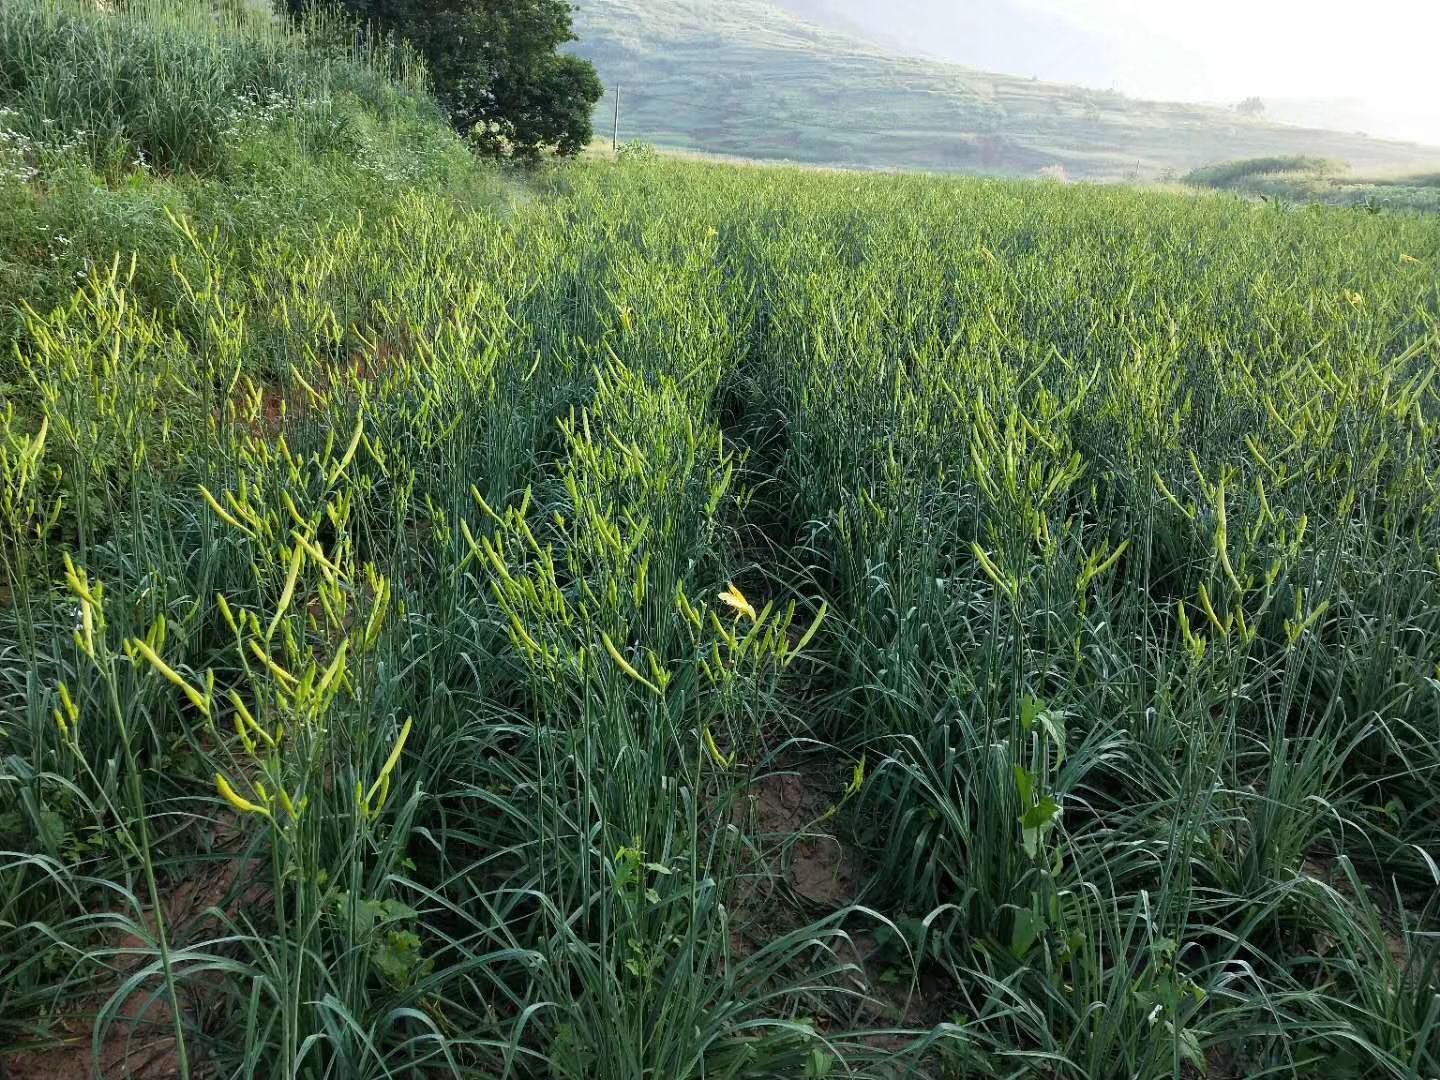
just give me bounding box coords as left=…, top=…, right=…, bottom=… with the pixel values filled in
left=772, top=0, right=1440, bottom=146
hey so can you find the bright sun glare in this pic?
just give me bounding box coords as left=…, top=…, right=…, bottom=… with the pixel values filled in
left=1026, top=0, right=1439, bottom=142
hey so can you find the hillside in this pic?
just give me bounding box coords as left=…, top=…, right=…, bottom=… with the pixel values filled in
left=571, top=0, right=1440, bottom=179
left=770, top=0, right=1136, bottom=91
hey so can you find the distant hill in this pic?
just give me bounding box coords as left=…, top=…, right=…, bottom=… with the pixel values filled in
left=570, top=0, right=1440, bottom=180
left=1263, top=97, right=1440, bottom=149
left=768, top=0, right=1137, bottom=91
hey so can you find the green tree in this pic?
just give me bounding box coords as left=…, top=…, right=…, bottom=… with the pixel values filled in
left=297, top=0, right=602, bottom=161
left=1236, top=96, right=1266, bottom=118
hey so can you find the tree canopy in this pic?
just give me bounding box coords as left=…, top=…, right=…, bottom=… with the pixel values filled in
left=300, top=0, right=602, bottom=161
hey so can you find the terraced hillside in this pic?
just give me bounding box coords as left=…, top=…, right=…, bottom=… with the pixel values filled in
left=572, top=0, right=1440, bottom=179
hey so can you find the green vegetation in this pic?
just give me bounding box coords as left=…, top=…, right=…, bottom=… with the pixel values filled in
left=0, top=0, right=434, bottom=175
left=1188, top=157, right=1440, bottom=213
left=0, top=0, right=492, bottom=371
left=287, top=0, right=603, bottom=161
left=571, top=0, right=1440, bottom=180
left=5, top=2, right=1440, bottom=1078
left=1183, top=155, right=1345, bottom=188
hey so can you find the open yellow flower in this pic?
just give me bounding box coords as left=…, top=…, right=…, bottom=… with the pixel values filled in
left=717, top=583, right=756, bottom=621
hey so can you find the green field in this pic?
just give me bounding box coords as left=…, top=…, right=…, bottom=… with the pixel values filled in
left=571, top=0, right=1440, bottom=181
left=1185, top=157, right=1440, bottom=214
left=4, top=3, right=1440, bottom=1078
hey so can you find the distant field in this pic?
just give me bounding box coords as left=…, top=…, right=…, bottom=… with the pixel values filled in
left=1186, top=157, right=1440, bottom=213
left=572, top=0, right=1440, bottom=180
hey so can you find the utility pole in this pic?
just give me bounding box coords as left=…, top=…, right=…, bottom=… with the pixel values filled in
left=612, top=84, right=621, bottom=154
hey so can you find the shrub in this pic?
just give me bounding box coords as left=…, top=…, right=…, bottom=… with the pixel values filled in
left=617, top=139, right=659, bottom=164
left=1185, top=155, right=1347, bottom=188
left=289, top=0, right=604, bottom=162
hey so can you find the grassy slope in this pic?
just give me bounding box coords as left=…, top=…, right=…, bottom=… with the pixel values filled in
left=0, top=0, right=504, bottom=385
left=1186, top=157, right=1440, bottom=213
left=571, top=0, right=1440, bottom=180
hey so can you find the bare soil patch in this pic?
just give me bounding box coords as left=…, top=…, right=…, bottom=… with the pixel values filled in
left=5, top=814, right=261, bottom=1080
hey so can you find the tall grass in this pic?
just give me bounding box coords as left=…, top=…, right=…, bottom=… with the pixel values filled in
left=0, top=0, right=426, bottom=175
left=3, top=8, right=1440, bottom=1075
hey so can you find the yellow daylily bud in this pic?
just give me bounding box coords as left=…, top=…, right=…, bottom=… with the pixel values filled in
left=363, top=717, right=414, bottom=815
left=130, top=639, right=210, bottom=717
left=278, top=789, right=302, bottom=821
left=702, top=725, right=736, bottom=771
left=264, top=541, right=306, bottom=643
left=216, top=774, right=270, bottom=817
left=600, top=632, right=662, bottom=696
left=200, top=485, right=248, bottom=533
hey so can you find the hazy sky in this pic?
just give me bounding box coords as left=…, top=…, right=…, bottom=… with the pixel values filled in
left=1024, top=0, right=1439, bottom=139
